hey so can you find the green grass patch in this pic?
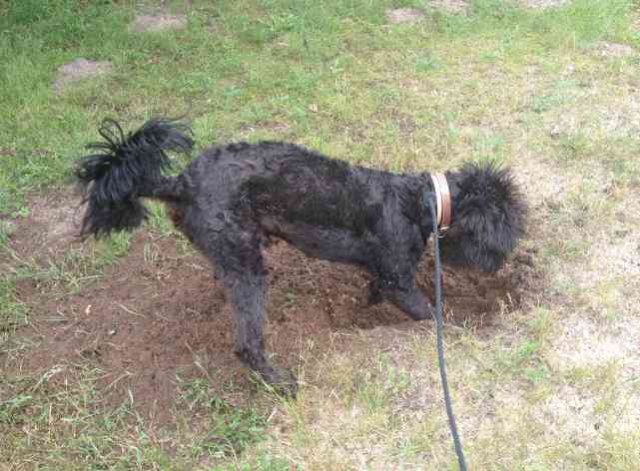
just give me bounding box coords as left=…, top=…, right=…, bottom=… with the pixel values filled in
left=0, top=367, right=271, bottom=469
left=1, top=0, right=636, bottom=212
left=176, top=377, right=269, bottom=460
left=0, top=278, right=30, bottom=351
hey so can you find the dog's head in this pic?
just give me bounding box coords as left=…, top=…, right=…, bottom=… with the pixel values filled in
left=440, top=162, right=526, bottom=273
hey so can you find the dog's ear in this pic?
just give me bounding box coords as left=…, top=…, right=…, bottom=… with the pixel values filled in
left=441, top=162, right=526, bottom=272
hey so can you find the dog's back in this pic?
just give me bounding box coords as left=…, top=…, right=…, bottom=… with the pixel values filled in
left=177, top=141, right=408, bottom=265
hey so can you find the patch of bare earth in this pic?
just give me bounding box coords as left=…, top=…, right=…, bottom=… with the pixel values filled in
left=0, top=147, right=17, bottom=158
left=52, top=58, right=112, bottom=93
left=6, top=194, right=542, bottom=425
left=428, top=0, right=469, bottom=14
left=238, top=121, right=292, bottom=139
left=385, top=8, right=425, bottom=24
left=518, top=0, right=570, bottom=8
left=11, top=190, right=83, bottom=253
left=597, top=41, right=636, bottom=58
left=130, top=13, right=188, bottom=33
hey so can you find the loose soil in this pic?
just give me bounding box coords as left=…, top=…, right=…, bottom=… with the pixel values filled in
left=7, top=195, right=542, bottom=424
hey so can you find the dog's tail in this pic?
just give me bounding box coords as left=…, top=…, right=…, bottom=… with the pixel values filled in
left=76, top=118, right=194, bottom=237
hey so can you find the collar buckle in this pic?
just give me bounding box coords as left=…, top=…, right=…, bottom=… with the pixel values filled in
left=430, top=173, right=452, bottom=233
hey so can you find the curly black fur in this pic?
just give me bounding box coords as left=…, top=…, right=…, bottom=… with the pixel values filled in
left=441, top=162, right=526, bottom=273
left=76, top=118, right=526, bottom=395
left=76, top=118, right=193, bottom=237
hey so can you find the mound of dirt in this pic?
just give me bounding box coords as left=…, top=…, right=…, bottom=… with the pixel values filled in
left=9, top=196, right=541, bottom=423
left=52, top=58, right=112, bottom=93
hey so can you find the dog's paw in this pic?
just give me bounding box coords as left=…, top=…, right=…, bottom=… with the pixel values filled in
left=261, top=367, right=299, bottom=398
left=367, top=283, right=384, bottom=306
left=410, top=303, right=434, bottom=321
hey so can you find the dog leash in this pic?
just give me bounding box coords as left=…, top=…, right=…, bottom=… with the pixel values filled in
left=426, top=191, right=468, bottom=471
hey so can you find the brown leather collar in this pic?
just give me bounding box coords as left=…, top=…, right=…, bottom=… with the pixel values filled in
left=430, top=173, right=452, bottom=232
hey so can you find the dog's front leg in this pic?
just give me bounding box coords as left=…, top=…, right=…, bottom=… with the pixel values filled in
left=371, top=252, right=434, bottom=321
left=387, top=281, right=434, bottom=321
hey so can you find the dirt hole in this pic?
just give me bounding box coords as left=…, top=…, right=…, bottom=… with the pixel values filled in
left=9, top=196, right=541, bottom=423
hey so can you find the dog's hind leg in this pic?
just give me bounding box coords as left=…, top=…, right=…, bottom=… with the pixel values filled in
left=199, top=225, right=298, bottom=396
left=228, top=271, right=297, bottom=396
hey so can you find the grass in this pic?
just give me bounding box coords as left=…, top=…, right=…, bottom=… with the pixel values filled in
left=2, top=0, right=640, bottom=469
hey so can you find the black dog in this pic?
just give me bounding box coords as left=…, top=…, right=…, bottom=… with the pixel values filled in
left=76, top=118, right=525, bottom=395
